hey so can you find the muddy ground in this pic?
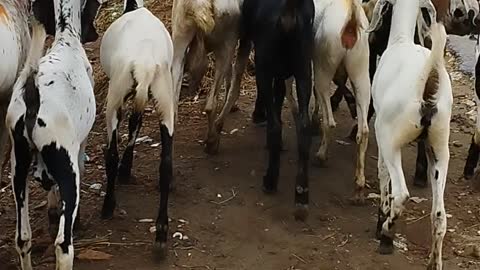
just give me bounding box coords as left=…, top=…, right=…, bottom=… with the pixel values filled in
left=1, top=1, right=480, bottom=269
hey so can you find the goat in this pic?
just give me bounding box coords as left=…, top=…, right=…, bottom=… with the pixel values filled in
left=333, top=0, right=480, bottom=188
left=228, top=0, right=315, bottom=221
left=100, top=0, right=175, bottom=259
left=368, top=0, right=451, bottom=268
left=308, top=0, right=371, bottom=204
left=463, top=36, right=480, bottom=179
left=171, top=0, right=243, bottom=154
left=0, top=0, right=31, bottom=187
left=6, top=0, right=101, bottom=269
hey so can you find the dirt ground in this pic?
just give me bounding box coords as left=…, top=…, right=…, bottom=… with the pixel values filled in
left=1, top=1, right=480, bottom=270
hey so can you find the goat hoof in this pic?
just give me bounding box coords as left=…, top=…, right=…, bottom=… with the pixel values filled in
left=348, top=125, right=358, bottom=142
left=262, top=185, right=277, bottom=194
left=262, top=175, right=278, bottom=194
left=349, top=191, right=366, bottom=206
left=427, top=261, right=441, bottom=270
left=101, top=198, right=116, bottom=220
left=48, top=224, right=59, bottom=240
left=413, top=176, right=428, bottom=188
left=378, top=235, right=394, bottom=255
left=313, top=156, right=328, bottom=168
left=252, top=111, right=267, bottom=126
left=230, top=104, right=240, bottom=113
left=464, top=170, right=474, bottom=180
left=204, top=138, right=220, bottom=155
left=294, top=204, right=309, bottom=221
left=152, top=241, right=168, bottom=261
left=117, top=173, right=136, bottom=185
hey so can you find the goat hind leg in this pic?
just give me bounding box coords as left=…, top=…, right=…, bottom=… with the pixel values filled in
left=151, top=73, right=175, bottom=259
left=204, top=39, right=236, bottom=154
left=11, top=123, right=33, bottom=270
left=426, top=142, right=448, bottom=270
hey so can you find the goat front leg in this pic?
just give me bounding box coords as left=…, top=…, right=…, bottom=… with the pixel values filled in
left=313, top=61, right=337, bottom=166
left=102, top=86, right=123, bottom=219
left=204, top=39, right=236, bottom=154
left=184, top=35, right=208, bottom=98
left=215, top=39, right=251, bottom=131
left=0, top=102, right=10, bottom=187
left=426, top=141, right=449, bottom=270
left=463, top=62, right=480, bottom=179
left=11, top=121, right=33, bottom=270
left=293, top=69, right=312, bottom=221
left=414, top=140, right=428, bottom=188
left=118, top=111, right=143, bottom=184
left=41, top=143, right=80, bottom=270
left=255, top=68, right=280, bottom=193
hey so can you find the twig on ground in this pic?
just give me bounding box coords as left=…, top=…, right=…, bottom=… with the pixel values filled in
left=291, top=253, right=307, bottom=264
left=407, top=213, right=430, bottom=225
left=210, top=189, right=237, bottom=205
left=175, top=264, right=212, bottom=270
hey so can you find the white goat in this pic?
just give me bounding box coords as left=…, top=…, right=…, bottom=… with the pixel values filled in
left=368, top=0, right=451, bottom=268
left=6, top=0, right=101, bottom=268
left=0, top=0, right=30, bottom=186
left=100, top=0, right=175, bottom=258
left=171, top=0, right=244, bottom=154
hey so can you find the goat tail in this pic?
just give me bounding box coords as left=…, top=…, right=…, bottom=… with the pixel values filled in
left=419, top=22, right=447, bottom=128
left=421, top=23, right=447, bottom=103
left=185, top=0, right=215, bottom=34
left=132, top=59, right=157, bottom=113
left=22, top=19, right=46, bottom=140
left=17, top=18, right=46, bottom=83
left=341, top=0, right=363, bottom=50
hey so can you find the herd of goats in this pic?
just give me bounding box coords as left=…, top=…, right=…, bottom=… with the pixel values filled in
left=1, top=0, right=480, bottom=269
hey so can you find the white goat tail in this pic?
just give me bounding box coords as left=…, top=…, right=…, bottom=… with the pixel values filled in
left=16, top=19, right=46, bottom=84
left=420, top=22, right=447, bottom=105
left=132, top=53, right=158, bottom=111
left=341, top=0, right=363, bottom=49
left=185, top=0, right=215, bottom=34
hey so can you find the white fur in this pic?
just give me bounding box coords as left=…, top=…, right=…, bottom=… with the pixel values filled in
left=0, top=0, right=30, bottom=185
left=171, top=0, right=244, bottom=153
left=101, top=5, right=175, bottom=139
left=369, top=0, right=451, bottom=268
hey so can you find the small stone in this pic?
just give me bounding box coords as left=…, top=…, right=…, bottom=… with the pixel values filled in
left=453, top=141, right=463, bottom=147
left=89, top=183, right=102, bottom=190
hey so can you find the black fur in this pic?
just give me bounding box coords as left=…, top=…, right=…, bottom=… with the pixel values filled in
left=23, top=73, right=40, bottom=141
left=124, top=0, right=138, bottom=14
left=40, top=142, right=77, bottom=253
left=241, top=0, right=314, bottom=220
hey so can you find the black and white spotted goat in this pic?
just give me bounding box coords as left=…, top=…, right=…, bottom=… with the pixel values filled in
left=100, top=0, right=175, bottom=258
left=0, top=0, right=31, bottom=186
left=368, top=0, right=452, bottom=268
left=6, top=0, right=101, bottom=269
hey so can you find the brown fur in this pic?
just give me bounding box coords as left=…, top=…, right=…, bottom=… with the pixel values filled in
left=0, top=4, right=9, bottom=23
left=341, top=5, right=359, bottom=49
left=423, top=68, right=440, bottom=102
left=419, top=67, right=440, bottom=130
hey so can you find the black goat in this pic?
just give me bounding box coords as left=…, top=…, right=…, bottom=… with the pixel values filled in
left=241, top=0, right=315, bottom=220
